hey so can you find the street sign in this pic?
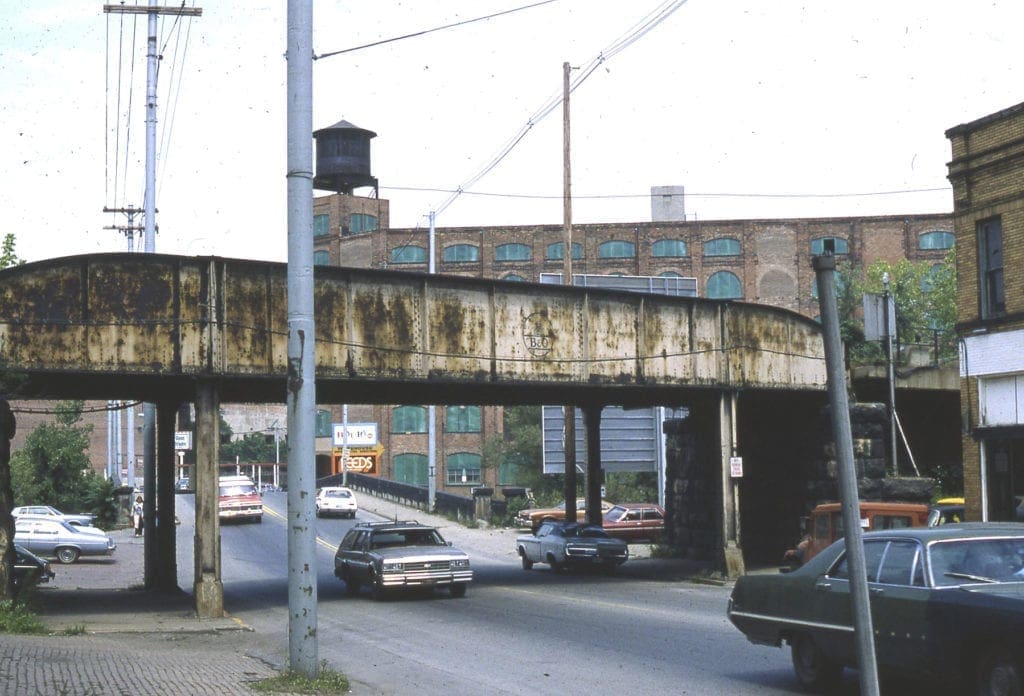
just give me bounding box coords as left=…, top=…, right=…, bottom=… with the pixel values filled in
left=332, top=422, right=378, bottom=447
left=730, top=456, right=744, bottom=478
left=174, top=431, right=193, bottom=451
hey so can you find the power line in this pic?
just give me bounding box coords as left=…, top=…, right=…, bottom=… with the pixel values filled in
left=385, top=184, right=951, bottom=202
left=313, top=0, right=559, bottom=61
left=427, top=0, right=690, bottom=221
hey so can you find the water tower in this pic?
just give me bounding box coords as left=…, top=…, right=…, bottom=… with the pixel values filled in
left=313, top=119, right=378, bottom=197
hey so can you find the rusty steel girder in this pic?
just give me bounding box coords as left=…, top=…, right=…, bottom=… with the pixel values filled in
left=0, top=254, right=825, bottom=404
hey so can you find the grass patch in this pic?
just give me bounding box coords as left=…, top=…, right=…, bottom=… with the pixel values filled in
left=249, top=663, right=349, bottom=695
left=0, top=599, right=48, bottom=634
left=61, top=624, right=87, bottom=636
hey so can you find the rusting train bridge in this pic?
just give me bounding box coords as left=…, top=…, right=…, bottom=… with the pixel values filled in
left=0, top=253, right=826, bottom=614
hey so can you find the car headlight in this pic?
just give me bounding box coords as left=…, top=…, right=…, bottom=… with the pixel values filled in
left=382, top=561, right=404, bottom=572
left=451, top=558, right=470, bottom=569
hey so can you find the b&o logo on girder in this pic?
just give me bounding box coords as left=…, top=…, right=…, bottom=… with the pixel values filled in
left=523, top=312, right=554, bottom=358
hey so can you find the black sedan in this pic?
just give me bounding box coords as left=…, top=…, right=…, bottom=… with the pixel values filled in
left=516, top=521, right=629, bottom=573
left=727, top=523, right=1024, bottom=694
left=14, top=543, right=55, bottom=590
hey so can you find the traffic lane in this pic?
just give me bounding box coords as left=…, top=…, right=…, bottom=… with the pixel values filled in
left=216, top=495, right=806, bottom=693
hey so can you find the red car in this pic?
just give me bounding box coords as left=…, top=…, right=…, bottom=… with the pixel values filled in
left=602, top=503, right=665, bottom=542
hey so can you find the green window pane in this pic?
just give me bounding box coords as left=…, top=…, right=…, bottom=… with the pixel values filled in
left=394, top=453, right=428, bottom=487
left=443, top=244, right=480, bottom=263
left=810, top=237, right=849, bottom=255
left=704, top=238, right=741, bottom=256
left=313, top=214, right=331, bottom=237
left=313, top=250, right=330, bottom=266
left=918, top=230, right=954, bottom=250
left=503, top=274, right=526, bottom=282
left=390, top=246, right=427, bottom=264
left=348, top=213, right=378, bottom=235
left=598, top=240, right=636, bottom=259
left=652, top=239, right=688, bottom=258
left=495, top=243, right=531, bottom=262
left=446, top=452, right=482, bottom=485
left=392, top=405, right=427, bottom=433
left=706, top=271, right=742, bottom=299
left=445, top=405, right=481, bottom=433
left=546, top=242, right=583, bottom=260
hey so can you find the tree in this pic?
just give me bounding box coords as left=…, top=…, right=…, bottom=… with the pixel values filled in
left=10, top=401, right=95, bottom=515
left=1, top=234, right=22, bottom=268
left=836, top=252, right=957, bottom=367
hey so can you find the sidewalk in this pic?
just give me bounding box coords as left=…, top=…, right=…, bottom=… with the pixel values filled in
left=0, top=493, right=722, bottom=695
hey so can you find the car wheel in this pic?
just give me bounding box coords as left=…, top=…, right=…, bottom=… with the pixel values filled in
left=55, top=547, right=80, bottom=565
left=315, top=508, right=322, bottom=518
left=791, top=633, right=841, bottom=691
left=519, top=548, right=533, bottom=570
left=342, top=571, right=360, bottom=596
left=545, top=553, right=563, bottom=573
left=978, top=646, right=1023, bottom=696
left=370, top=581, right=387, bottom=601
left=449, top=584, right=467, bottom=599
left=603, top=560, right=618, bottom=575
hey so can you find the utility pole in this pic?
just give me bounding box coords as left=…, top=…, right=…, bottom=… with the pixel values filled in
left=285, top=0, right=318, bottom=678
left=561, top=61, right=577, bottom=522
left=103, top=0, right=202, bottom=589
left=427, top=211, right=437, bottom=512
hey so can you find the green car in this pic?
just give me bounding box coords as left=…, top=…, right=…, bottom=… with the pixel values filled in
left=728, top=523, right=1024, bottom=694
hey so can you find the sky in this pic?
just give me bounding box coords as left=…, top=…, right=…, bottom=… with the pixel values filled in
left=1, top=1, right=1021, bottom=265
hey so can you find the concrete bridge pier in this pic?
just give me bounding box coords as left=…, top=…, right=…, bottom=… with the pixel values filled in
left=193, top=381, right=223, bottom=618
left=155, top=402, right=178, bottom=591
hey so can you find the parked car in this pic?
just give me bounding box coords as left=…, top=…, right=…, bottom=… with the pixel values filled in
left=12, top=505, right=95, bottom=527
left=334, top=521, right=472, bottom=599
left=13, top=543, right=55, bottom=589
left=784, top=501, right=930, bottom=568
left=14, top=517, right=116, bottom=564
left=928, top=497, right=965, bottom=526
left=516, top=521, right=629, bottom=573
left=316, top=486, right=358, bottom=518
left=728, top=523, right=1024, bottom=693
left=602, top=503, right=665, bottom=542
left=514, top=499, right=615, bottom=531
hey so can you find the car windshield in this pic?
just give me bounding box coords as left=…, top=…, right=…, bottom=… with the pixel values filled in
left=220, top=484, right=257, bottom=496
left=563, top=525, right=609, bottom=539
left=604, top=506, right=627, bottom=521
left=929, top=537, right=1024, bottom=586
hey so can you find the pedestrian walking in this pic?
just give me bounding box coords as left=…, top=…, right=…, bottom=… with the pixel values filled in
left=133, top=495, right=144, bottom=536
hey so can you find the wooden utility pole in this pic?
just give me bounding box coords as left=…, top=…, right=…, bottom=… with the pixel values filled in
left=562, top=61, right=577, bottom=522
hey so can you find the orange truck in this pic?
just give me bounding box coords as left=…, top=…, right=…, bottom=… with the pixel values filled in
left=784, top=501, right=930, bottom=568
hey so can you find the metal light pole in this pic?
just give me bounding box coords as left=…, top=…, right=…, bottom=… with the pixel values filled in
left=285, top=0, right=317, bottom=677
left=813, top=249, right=880, bottom=696
left=427, top=211, right=437, bottom=511
left=882, top=272, right=898, bottom=476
